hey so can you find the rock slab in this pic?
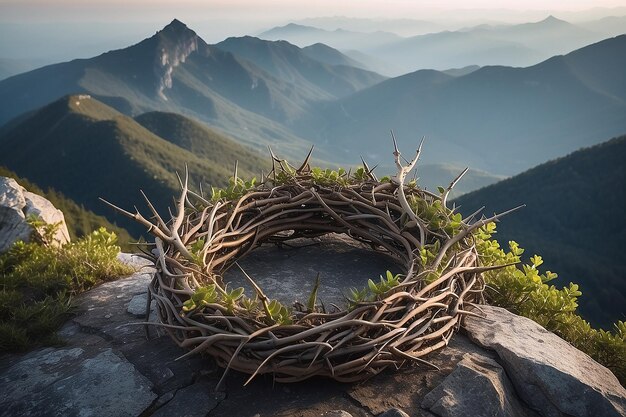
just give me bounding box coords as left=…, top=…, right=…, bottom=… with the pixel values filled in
left=0, top=176, right=70, bottom=252
left=1, top=246, right=625, bottom=417
left=422, top=353, right=534, bottom=417
left=0, top=347, right=156, bottom=417
left=464, top=305, right=626, bottom=417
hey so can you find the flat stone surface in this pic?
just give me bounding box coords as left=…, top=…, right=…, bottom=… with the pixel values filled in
left=224, top=234, right=401, bottom=307
left=421, top=353, right=536, bottom=417
left=0, top=347, right=156, bottom=417
left=127, top=292, right=156, bottom=316
left=2, top=246, right=623, bottom=417
left=464, top=305, right=626, bottom=417
left=209, top=372, right=375, bottom=417
left=73, top=266, right=156, bottom=341
left=346, top=334, right=492, bottom=417
left=151, top=378, right=221, bottom=417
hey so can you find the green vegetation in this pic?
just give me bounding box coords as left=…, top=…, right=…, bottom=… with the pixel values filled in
left=134, top=111, right=268, bottom=177
left=455, top=135, right=626, bottom=328
left=0, top=221, right=133, bottom=352
left=476, top=222, right=626, bottom=384
left=0, top=166, right=135, bottom=249
left=0, top=96, right=268, bottom=237
left=182, top=283, right=292, bottom=326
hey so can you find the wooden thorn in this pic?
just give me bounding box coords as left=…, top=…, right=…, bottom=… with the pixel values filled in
left=175, top=171, right=183, bottom=188
left=391, top=130, right=400, bottom=155
left=297, top=145, right=314, bottom=173
left=99, top=197, right=134, bottom=218
left=268, top=145, right=283, bottom=163
left=443, top=167, right=469, bottom=207
left=417, top=136, right=425, bottom=155
left=360, top=155, right=370, bottom=171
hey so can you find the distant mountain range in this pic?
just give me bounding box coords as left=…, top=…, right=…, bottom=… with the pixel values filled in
left=455, top=135, right=626, bottom=328
left=0, top=20, right=342, bottom=162
left=293, top=16, right=446, bottom=37
left=259, top=23, right=402, bottom=51
left=300, top=34, right=626, bottom=175
left=0, top=95, right=267, bottom=235
left=0, top=19, right=624, bottom=185
left=215, top=36, right=385, bottom=99
left=259, top=16, right=625, bottom=75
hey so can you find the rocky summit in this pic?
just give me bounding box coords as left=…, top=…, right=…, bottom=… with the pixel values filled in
left=0, top=243, right=625, bottom=417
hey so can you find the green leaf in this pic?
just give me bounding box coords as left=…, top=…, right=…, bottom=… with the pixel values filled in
left=182, top=299, right=196, bottom=312
left=307, top=273, right=321, bottom=312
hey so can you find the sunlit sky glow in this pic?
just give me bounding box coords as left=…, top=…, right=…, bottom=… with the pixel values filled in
left=1, top=0, right=625, bottom=61
left=2, top=0, right=626, bottom=22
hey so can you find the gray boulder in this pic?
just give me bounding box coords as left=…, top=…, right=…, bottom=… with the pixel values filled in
left=464, top=305, right=626, bottom=417
left=422, top=353, right=535, bottom=417
left=0, top=176, right=70, bottom=252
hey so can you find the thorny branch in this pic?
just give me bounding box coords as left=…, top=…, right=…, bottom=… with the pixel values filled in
left=110, top=136, right=515, bottom=386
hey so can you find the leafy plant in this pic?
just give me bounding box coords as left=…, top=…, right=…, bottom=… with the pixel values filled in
left=26, top=215, right=63, bottom=247
left=188, top=237, right=206, bottom=266
left=311, top=167, right=349, bottom=187
left=182, top=284, right=218, bottom=312
left=346, top=270, right=402, bottom=308
left=211, top=176, right=257, bottom=202
left=306, top=274, right=321, bottom=313
left=409, top=196, right=463, bottom=237
left=240, top=295, right=260, bottom=315
left=347, top=286, right=369, bottom=309
left=222, top=286, right=245, bottom=314
left=368, top=271, right=402, bottom=299
left=351, top=167, right=369, bottom=182
left=0, top=224, right=133, bottom=352
left=265, top=299, right=292, bottom=325
left=476, top=222, right=626, bottom=384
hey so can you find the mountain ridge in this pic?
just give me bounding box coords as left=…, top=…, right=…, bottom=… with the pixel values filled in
left=214, top=36, right=385, bottom=99
left=299, top=34, right=626, bottom=176
left=0, top=94, right=267, bottom=236
left=455, top=135, right=626, bottom=327
left=0, top=19, right=337, bottom=162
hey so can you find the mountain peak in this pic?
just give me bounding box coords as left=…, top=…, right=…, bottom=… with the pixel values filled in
left=152, top=19, right=202, bottom=100
left=159, top=18, right=196, bottom=39
left=164, top=18, right=188, bottom=30
left=539, top=15, right=568, bottom=25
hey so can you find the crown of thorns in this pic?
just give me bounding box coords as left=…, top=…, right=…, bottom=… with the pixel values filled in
left=106, top=136, right=516, bottom=388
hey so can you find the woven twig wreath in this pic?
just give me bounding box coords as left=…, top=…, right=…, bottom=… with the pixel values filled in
left=107, top=138, right=515, bottom=387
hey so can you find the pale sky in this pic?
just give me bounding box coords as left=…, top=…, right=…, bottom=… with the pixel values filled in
left=1, top=0, right=625, bottom=61
left=2, top=0, right=626, bottom=22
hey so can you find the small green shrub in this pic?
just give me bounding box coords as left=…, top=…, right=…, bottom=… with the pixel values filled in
left=476, top=222, right=626, bottom=384
left=0, top=224, right=133, bottom=352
